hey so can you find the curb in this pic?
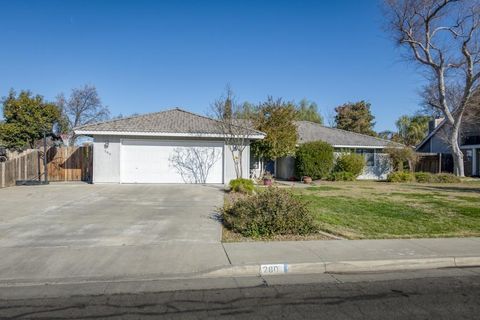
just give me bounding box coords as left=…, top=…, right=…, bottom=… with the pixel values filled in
left=0, top=256, right=478, bottom=300
left=203, top=256, right=480, bottom=277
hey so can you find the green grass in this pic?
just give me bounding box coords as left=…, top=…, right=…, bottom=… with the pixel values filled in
left=294, top=181, right=480, bottom=239
left=306, top=186, right=341, bottom=191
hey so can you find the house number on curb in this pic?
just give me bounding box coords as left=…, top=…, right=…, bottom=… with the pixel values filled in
left=260, top=264, right=288, bottom=274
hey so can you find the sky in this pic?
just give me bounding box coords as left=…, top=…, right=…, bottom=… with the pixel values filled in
left=0, top=0, right=426, bottom=132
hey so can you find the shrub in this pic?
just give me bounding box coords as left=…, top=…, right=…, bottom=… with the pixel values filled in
left=328, top=171, right=356, bottom=181
left=334, top=153, right=365, bottom=177
left=414, top=172, right=435, bottom=183
left=295, top=141, right=334, bottom=180
left=413, top=172, right=461, bottom=183
left=435, top=173, right=461, bottom=183
left=229, top=178, right=255, bottom=194
left=221, top=187, right=317, bottom=238
left=384, top=145, right=418, bottom=172
left=386, top=171, right=415, bottom=182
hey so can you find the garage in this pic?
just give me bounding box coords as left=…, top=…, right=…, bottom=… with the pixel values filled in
left=74, top=108, right=265, bottom=184
left=120, top=139, right=224, bottom=184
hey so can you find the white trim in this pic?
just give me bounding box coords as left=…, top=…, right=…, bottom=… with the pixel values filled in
left=332, top=145, right=387, bottom=149
left=460, top=144, right=480, bottom=149
left=75, top=130, right=265, bottom=140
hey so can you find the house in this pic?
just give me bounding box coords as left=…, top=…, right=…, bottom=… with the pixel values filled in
left=416, top=118, right=480, bottom=177
left=74, top=108, right=265, bottom=184
left=271, top=121, right=401, bottom=180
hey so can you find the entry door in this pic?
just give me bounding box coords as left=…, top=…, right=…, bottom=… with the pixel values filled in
left=120, top=139, right=223, bottom=183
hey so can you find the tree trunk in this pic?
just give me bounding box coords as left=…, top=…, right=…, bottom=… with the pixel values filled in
left=230, top=149, right=240, bottom=179
left=238, top=149, right=243, bottom=178
left=450, top=130, right=465, bottom=177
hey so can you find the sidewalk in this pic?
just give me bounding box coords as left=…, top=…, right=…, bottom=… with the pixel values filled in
left=214, top=237, right=480, bottom=276
left=0, top=238, right=479, bottom=287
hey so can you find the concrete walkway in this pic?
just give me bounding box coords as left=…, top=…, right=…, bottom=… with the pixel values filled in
left=216, top=237, right=480, bottom=276
left=0, top=237, right=479, bottom=286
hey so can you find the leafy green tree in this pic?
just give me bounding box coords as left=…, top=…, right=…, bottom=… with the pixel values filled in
left=251, top=98, right=298, bottom=171
left=0, top=90, right=64, bottom=149
left=295, top=99, right=323, bottom=124
left=394, top=115, right=431, bottom=147
left=334, top=101, right=376, bottom=136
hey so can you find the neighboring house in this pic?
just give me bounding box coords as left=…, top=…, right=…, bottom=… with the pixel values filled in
left=74, top=108, right=265, bottom=184
left=267, top=121, right=401, bottom=180
left=416, top=118, right=480, bottom=177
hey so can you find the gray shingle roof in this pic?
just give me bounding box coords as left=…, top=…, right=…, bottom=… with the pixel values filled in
left=74, top=108, right=265, bottom=136
left=296, top=121, right=402, bottom=148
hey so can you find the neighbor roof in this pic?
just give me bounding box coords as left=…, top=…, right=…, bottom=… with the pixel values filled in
left=296, top=121, right=402, bottom=148
left=74, top=108, right=265, bottom=138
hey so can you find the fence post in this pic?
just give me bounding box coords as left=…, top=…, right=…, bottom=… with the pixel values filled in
left=24, top=152, right=27, bottom=180
left=1, top=162, right=4, bottom=188
left=17, top=158, right=20, bottom=181
left=438, top=153, right=442, bottom=173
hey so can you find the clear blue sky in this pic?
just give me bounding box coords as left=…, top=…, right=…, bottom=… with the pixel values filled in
left=0, top=0, right=425, bottom=132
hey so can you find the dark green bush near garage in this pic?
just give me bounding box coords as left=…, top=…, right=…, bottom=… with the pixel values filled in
left=295, top=141, right=334, bottom=180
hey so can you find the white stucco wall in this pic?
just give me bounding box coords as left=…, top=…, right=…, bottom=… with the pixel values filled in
left=224, top=144, right=251, bottom=183
left=93, top=135, right=121, bottom=183
left=92, top=135, right=251, bottom=184
left=357, top=153, right=392, bottom=180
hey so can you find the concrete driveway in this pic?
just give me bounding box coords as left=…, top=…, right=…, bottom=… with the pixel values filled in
left=0, top=183, right=223, bottom=247
left=0, top=184, right=230, bottom=283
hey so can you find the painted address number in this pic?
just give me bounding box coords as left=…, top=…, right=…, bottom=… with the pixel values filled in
left=260, top=264, right=288, bottom=274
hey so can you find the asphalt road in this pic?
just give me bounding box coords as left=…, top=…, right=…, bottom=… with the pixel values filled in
left=1, top=270, right=479, bottom=319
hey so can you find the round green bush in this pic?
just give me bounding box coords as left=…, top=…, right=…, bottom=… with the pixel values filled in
left=295, top=141, right=334, bottom=180
left=328, top=171, right=356, bottom=181
left=435, top=173, right=461, bottom=183
left=386, top=171, right=415, bottom=182
left=334, top=153, right=365, bottom=177
left=221, top=187, right=317, bottom=238
left=229, top=178, right=255, bottom=194
left=414, top=172, right=435, bottom=183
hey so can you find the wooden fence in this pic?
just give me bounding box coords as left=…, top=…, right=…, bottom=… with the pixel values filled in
left=415, top=153, right=454, bottom=174
left=0, top=146, right=93, bottom=188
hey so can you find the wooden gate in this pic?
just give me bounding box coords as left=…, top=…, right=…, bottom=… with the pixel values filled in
left=0, top=146, right=93, bottom=188
left=46, top=146, right=93, bottom=182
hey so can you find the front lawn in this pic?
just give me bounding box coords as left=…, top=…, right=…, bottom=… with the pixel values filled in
left=294, top=180, right=480, bottom=239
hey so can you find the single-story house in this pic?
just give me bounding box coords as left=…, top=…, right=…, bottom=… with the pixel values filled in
left=269, top=121, right=401, bottom=180
left=416, top=118, right=479, bottom=177
left=74, top=108, right=265, bottom=184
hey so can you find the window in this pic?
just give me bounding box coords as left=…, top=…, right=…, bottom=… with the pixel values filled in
left=356, top=148, right=375, bottom=167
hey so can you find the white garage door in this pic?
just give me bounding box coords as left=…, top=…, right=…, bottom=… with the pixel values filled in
left=120, top=139, right=224, bottom=184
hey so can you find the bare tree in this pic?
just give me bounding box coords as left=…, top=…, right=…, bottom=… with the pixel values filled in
left=57, top=85, right=110, bottom=146
left=169, top=147, right=222, bottom=183
left=385, top=0, right=480, bottom=176
left=211, top=86, right=257, bottom=179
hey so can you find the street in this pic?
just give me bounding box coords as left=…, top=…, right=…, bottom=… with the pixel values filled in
left=1, top=268, right=479, bottom=319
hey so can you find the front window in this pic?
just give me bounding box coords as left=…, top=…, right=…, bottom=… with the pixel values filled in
left=356, top=149, right=375, bottom=167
